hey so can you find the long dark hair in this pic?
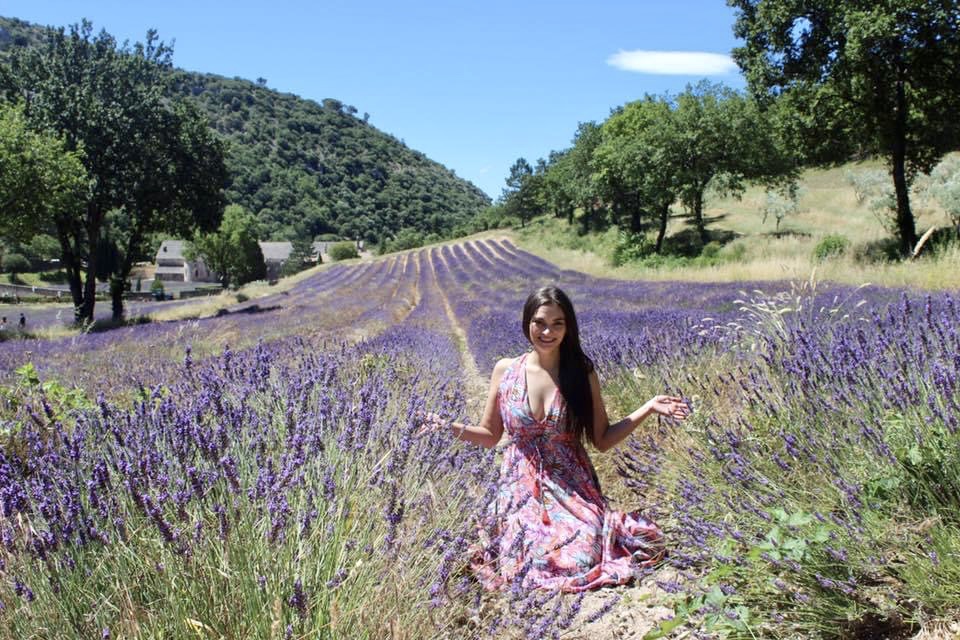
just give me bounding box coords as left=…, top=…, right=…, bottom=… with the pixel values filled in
left=522, top=286, right=595, bottom=443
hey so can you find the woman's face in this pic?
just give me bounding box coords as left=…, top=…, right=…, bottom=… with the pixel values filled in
left=528, top=302, right=566, bottom=353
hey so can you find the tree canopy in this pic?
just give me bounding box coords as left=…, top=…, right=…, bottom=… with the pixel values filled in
left=729, top=0, right=960, bottom=255
left=0, top=101, right=86, bottom=244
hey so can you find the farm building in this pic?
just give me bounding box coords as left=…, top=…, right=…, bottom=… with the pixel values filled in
left=154, top=240, right=218, bottom=283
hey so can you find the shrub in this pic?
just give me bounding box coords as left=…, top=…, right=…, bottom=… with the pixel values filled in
left=701, top=241, right=723, bottom=260
left=611, top=231, right=655, bottom=267
left=852, top=237, right=900, bottom=264
left=812, top=234, right=850, bottom=261
left=150, top=278, right=165, bottom=299
left=329, top=241, right=359, bottom=261
left=2, top=252, right=30, bottom=276
left=384, top=228, right=425, bottom=253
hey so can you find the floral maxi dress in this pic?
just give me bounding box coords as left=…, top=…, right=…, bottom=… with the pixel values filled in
left=471, top=353, right=664, bottom=592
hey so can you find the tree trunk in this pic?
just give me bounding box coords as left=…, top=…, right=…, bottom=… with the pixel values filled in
left=891, top=76, right=917, bottom=257
left=55, top=224, right=86, bottom=323
left=630, top=192, right=642, bottom=233
left=694, top=188, right=708, bottom=245
left=110, top=275, right=125, bottom=322
left=655, top=202, right=670, bottom=253
left=78, top=207, right=100, bottom=324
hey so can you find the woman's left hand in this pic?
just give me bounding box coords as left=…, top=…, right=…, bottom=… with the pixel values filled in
left=647, top=395, right=691, bottom=422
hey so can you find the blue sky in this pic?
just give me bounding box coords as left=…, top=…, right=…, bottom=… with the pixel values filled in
left=3, top=1, right=747, bottom=199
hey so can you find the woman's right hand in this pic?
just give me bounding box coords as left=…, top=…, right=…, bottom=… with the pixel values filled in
left=414, top=410, right=446, bottom=437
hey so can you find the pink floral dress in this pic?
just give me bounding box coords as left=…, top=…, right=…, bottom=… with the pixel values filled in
left=471, top=353, right=664, bottom=592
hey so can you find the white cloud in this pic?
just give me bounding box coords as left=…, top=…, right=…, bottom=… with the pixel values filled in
left=607, top=50, right=737, bottom=75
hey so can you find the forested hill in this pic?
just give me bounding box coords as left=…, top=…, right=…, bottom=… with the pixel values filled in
left=0, top=16, right=492, bottom=244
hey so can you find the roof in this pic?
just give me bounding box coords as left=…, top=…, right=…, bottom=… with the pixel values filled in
left=259, top=241, right=293, bottom=262
left=156, top=240, right=187, bottom=261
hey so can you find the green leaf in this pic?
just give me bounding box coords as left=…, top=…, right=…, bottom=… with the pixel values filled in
left=705, top=585, right=727, bottom=607
left=766, top=526, right=782, bottom=545
left=643, top=614, right=685, bottom=640
left=908, top=444, right=924, bottom=466
left=15, top=362, right=40, bottom=386
left=787, top=511, right=813, bottom=527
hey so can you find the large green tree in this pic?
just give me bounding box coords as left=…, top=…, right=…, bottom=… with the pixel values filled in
left=594, top=97, right=680, bottom=252
left=729, top=0, right=960, bottom=255
left=671, top=81, right=791, bottom=244
left=0, top=101, right=86, bottom=248
left=188, top=204, right=265, bottom=289
left=500, top=158, right=537, bottom=228
left=0, top=20, right=226, bottom=322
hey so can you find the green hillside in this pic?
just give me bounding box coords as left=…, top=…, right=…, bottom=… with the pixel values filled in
left=0, top=16, right=491, bottom=245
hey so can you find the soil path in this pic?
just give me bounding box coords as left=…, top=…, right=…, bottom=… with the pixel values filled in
left=427, top=247, right=487, bottom=407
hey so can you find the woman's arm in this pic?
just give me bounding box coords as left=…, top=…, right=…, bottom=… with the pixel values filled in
left=440, top=357, right=510, bottom=448
left=588, top=371, right=689, bottom=452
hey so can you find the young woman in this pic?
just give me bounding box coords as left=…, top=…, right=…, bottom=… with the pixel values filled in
left=427, top=285, right=689, bottom=592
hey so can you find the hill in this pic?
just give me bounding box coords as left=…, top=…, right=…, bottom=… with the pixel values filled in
left=0, top=16, right=491, bottom=245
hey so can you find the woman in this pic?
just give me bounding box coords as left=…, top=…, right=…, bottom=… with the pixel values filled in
left=427, top=285, right=689, bottom=592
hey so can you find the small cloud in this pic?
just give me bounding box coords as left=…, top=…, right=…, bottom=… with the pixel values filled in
left=607, top=50, right=737, bottom=75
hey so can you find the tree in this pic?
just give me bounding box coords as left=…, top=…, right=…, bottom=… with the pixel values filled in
left=729, top=0, right=960, bottom=256
left=188, top=205, right=265, bottom=289
left=566, top=122, right=606, bottom=233
left=328, top=241, right=359, bottom=261
left=27, top=234, right=62, bottom=264
left=670, top=81, right=791, bottom=244
left=2, top=253, right=30, bottom=281
left=594, top=97, right=679, bottom=252
left=0, top=21, right=226, bottom=322
left=0, top=102, right=86, bottom=246
left=103, top=101, right=227, bottom=320
left=500, top=158, right=537, bottom=227
left=281, top=237, right=314, bottom=276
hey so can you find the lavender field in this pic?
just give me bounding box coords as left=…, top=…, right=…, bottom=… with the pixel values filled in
left=1, top=238, right=958, bottom=639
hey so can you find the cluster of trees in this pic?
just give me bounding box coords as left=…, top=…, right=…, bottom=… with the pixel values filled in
left=498, top=1, right=960, bottom=259
left=498, top=81, right=793, bottom=254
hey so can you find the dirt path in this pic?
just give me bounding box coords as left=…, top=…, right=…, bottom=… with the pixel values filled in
left=427, top=247, right=488, bottom=408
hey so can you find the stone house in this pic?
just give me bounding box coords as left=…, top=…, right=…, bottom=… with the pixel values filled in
left=154, top=240, right=217, bottom=283
left=259, top=241, right=294, bottom=280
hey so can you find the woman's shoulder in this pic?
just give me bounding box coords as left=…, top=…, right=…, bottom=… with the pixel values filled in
left=491, top=354, right=526, bottom=379
left=493, top=354, right=523, bottom=374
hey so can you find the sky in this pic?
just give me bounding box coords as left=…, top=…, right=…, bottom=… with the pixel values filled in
left=2, top=1, right=748, bottom=199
